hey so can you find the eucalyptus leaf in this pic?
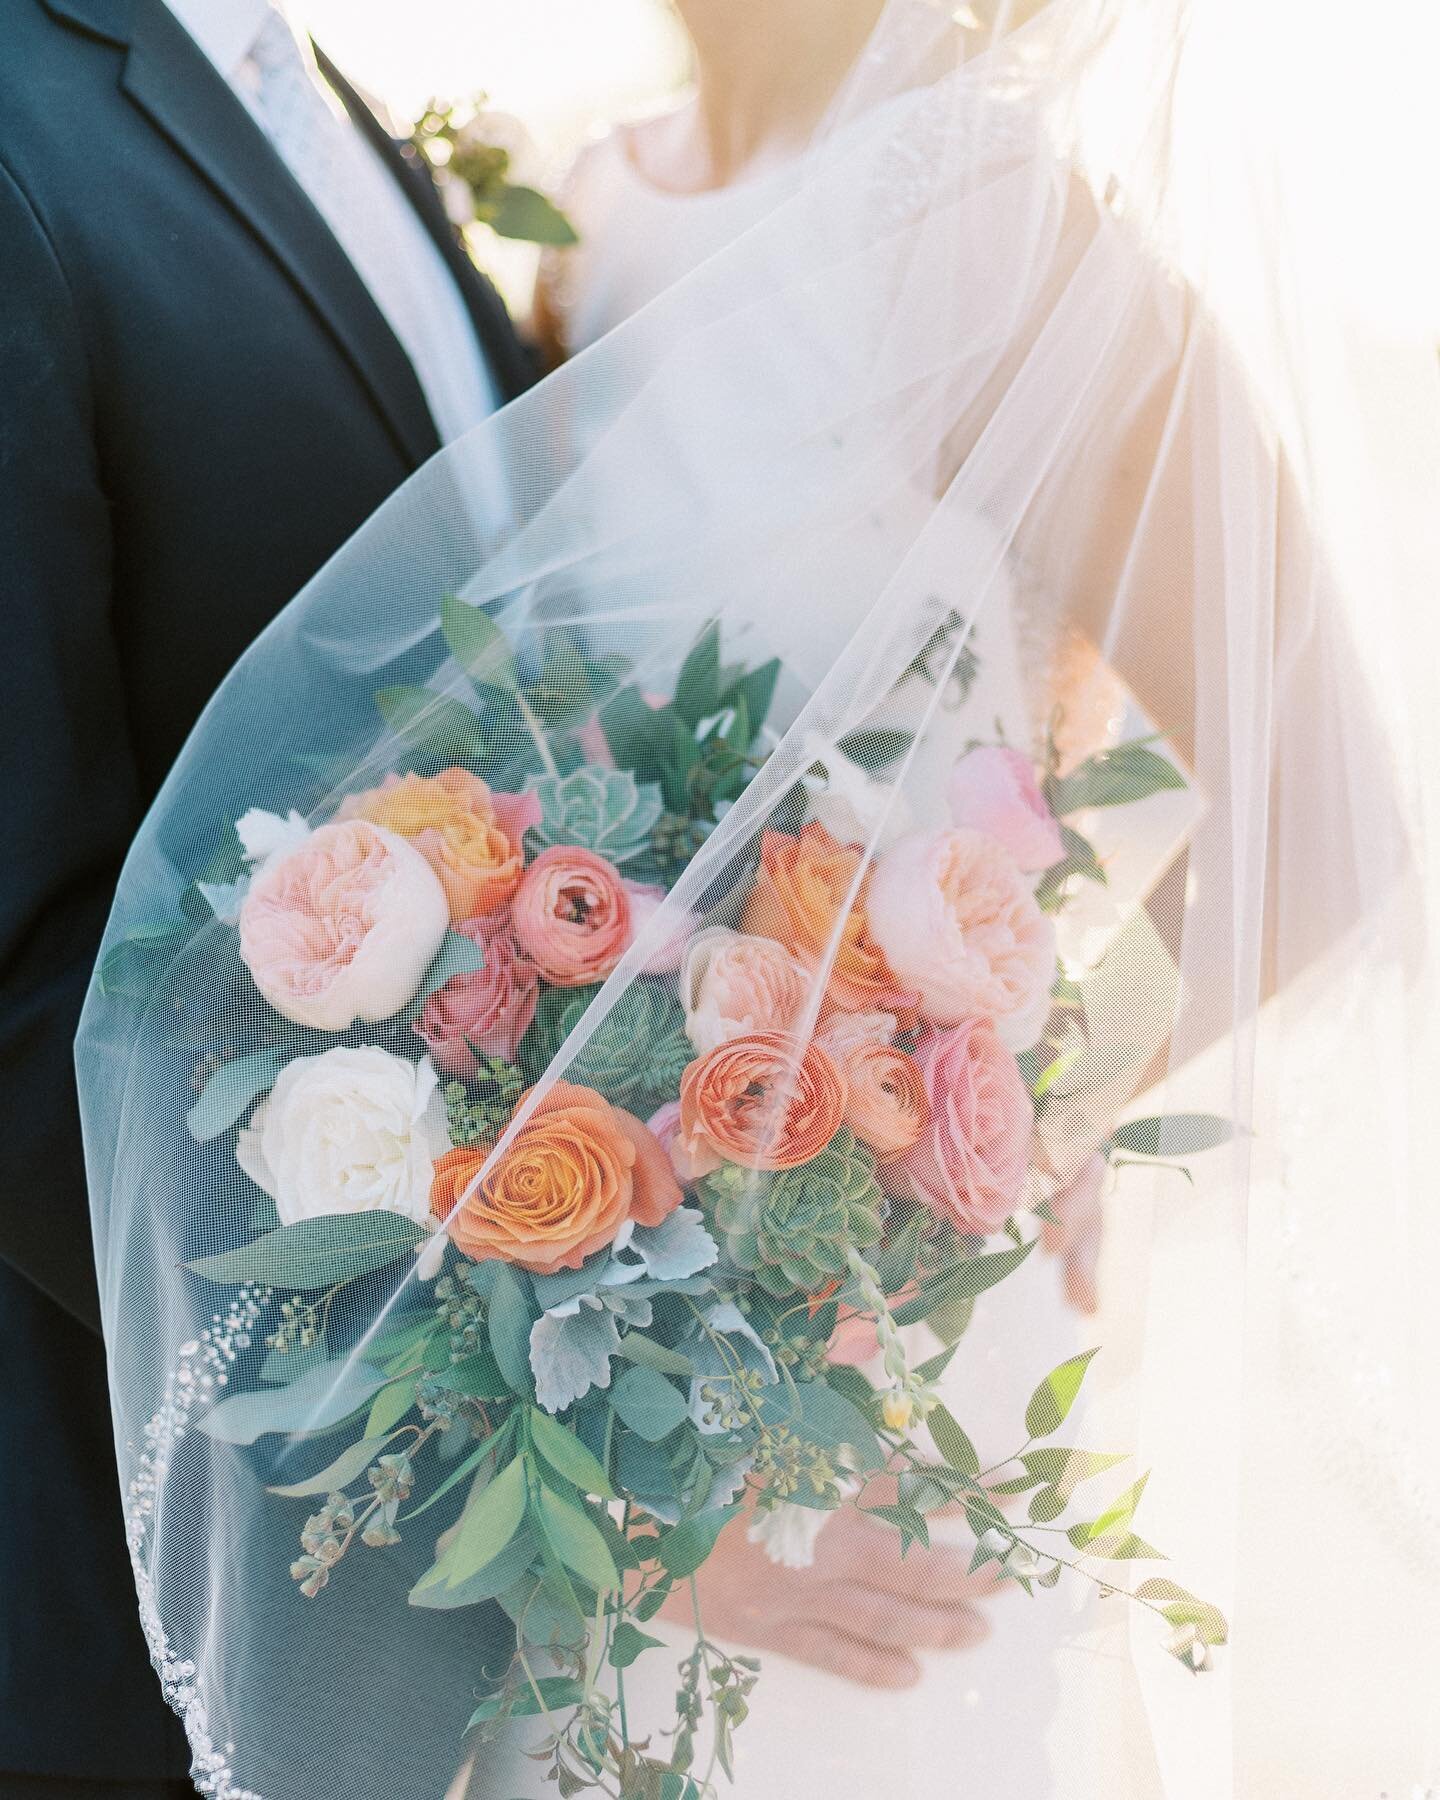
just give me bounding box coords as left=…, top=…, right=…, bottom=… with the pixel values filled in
left=417, top=930, right=487, bottom=1001
left=465, top=1675, right=585, bottom=1732
left=268, top=1430, right=402, bottom=1498
left=441, top=592, right=518, bottom=692
left=187, top=1213, right=425, bottom=1288
left=375, top=684, right=487, bottom=763
left=608, top=1621, right=664, bottom=1669
left=611, top=1365, right=689, bottom=1443
left=197, top=1360, right=388, bottom=1445
left=411, top=1528, right=537, bottom=1613
left=186, top=1048, right=283, bottom=1143
left=487, top=1264, right=537, bottom=1396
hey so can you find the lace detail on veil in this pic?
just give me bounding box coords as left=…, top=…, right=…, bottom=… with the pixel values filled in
left=124, top=1287, right=272, bottom=1800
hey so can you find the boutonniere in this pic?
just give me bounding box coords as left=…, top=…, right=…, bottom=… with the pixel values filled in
left=410, top=98, right=578, bottom=249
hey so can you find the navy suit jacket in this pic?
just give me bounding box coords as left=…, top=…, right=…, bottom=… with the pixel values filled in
left=0, top=0, right=532, bottom=1777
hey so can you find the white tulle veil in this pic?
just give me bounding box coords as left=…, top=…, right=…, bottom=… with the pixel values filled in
left=77, top=1, right=1440, bottom=1796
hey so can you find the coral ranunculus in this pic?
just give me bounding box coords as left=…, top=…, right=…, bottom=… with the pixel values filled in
left=900, top=1021, right=1034, bottom=1235
left=411, top=911, right=539, bottom=1077
left=820, top=1031, right=930, bottom=1161
left=675, top=1032, right=847, bottom=1178
left=866, top=827, right=1057, bottom=1049
left=433, top=1082, right=681, bottom=1275
left=341, top=767, right=538, bottom=922
left=511, top=846, right=633, bottom=987
left=741, top=822, right=917, bottom=1023
left=238, top=818, right=449, bottom=1030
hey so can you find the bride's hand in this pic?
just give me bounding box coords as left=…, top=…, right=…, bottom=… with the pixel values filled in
left=657, top=1504, right=997, bottom=1689
left=1040, top=1151, right=1105, bottom=1316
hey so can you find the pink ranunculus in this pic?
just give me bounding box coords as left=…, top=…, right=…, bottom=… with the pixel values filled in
left=511, top=845, right=632, bottom=987
left=900, top=1021, right=1034, bottom=1236
left=947, top=746, right=1065, bottom=873
left=866, top=827, right=1057, bottom=1050
left=623, top=881, right=698, bottom=976
left=412, top=911, right=539, bottom=1076
left=238, top=819, right=449, bottom=1031
left=679, top=928, right=811, bottom=1057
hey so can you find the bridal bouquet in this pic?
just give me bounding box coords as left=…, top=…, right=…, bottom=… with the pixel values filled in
left=105, top=601, right=1227, bottom=1797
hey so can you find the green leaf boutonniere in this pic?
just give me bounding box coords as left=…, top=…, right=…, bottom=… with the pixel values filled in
left=411, top=98, right=578, bottom=248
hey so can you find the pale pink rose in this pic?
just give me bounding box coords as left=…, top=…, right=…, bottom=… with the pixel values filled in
left=412, top=911, right=539, bottom=1076
left=948, top=746, right=1064, bottom=873
left=623, top=881, right=698, bottom=976
left=680, top=928, right=811, bottom=1056
left=900, top=1021, right=1034, bottom=1235
left=238, top=819, right=449, bottom=1031
left=511, top=846, right=632, bottom=987
left=866, top=827, right=1057, bottom=1049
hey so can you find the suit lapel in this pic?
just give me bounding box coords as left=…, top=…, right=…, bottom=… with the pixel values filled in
left=112, top=0, right=441, bottom=469
left=316, top=50, right=536, bottom=406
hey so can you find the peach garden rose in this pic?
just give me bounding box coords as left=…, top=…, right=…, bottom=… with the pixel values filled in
left=866, top=826, right=1057, bottom=1049
left=238, top=817, right=449, bottom=1031
left=340, top=766, right=538, bottom=922
left=741, top=822, right=917, bottom=1024
left=680, top=928, right=811, bottom=1056
left=430, top=1081, right=681, bottom=1275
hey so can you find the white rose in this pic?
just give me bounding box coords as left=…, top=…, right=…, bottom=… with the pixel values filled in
left=237, top=1047, right=446, bottom=1228
left=237, top=818, right=449, bottom=1032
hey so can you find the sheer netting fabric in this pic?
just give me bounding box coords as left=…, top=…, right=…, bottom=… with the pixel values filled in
left=77, top=2, right=1440, bottom=1796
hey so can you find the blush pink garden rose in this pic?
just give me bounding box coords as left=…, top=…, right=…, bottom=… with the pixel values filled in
left=412, top=911, right=539, bottom=1077
left=511, top=846, right=632, bottom=987
left=900, top=1021, right=1034, bottom=1236
left=865, top=827, right=1057, bottom=1050
left=238, top=818, right=449, bottom=1031
left=680, top=928, right=811, bottom=1056
left=947, top=746, right=1065, bottom=873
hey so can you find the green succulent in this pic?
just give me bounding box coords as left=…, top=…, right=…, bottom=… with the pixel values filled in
left=700, top=1129, right=885, bottom=1298
left=520, top=979, right=690, bottom=1114
left=526, top=766, right=664, bottom=866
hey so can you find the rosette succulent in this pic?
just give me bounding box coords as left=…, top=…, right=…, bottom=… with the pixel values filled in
left=522, top=979, right=692, bottom=1114
left=526, top=766, right=664, bottom=866
left=700, top=1128, right=885, bottom=1296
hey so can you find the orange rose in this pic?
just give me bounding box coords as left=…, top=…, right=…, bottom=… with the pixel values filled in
left=741, top=822, right=917, bottom=1024
left=341, top=767, right=539, bottom=922
left=431, top=1082, right=680, bottom=1275
left=675, top=1032, right=847, bottom=1177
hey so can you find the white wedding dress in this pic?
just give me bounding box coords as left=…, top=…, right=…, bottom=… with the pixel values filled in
left=538, top=113, right=1196, bottom=1800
